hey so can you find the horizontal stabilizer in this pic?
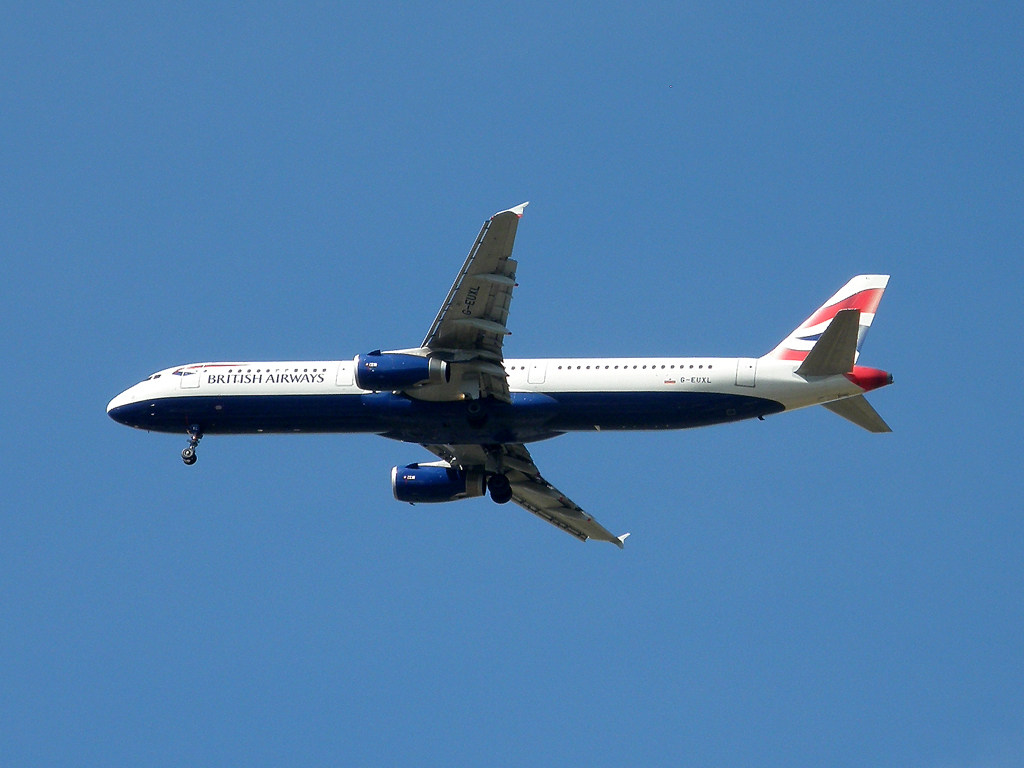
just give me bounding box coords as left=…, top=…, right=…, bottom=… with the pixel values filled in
left=796, top=309, right=860, bottom=377
left=822, top=395, right=892, bottom=433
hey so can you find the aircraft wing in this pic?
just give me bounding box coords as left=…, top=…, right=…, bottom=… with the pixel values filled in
left=420, top=203, right=527, bottom=402
left=423, top=442, right=629, bottom=548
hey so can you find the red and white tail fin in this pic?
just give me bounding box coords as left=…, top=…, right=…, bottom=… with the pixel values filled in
left=766, top=275, right=889, bottom=363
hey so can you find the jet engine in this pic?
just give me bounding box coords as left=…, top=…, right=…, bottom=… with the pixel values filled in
left=391, top=463, right=486, bottom=503
left=355, top=352, right=449, bottom=391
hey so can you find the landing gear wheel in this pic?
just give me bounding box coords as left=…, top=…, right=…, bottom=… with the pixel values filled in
left=181, top=425, right=202, bottom=466
left=487, top=473, right=513, bottom=504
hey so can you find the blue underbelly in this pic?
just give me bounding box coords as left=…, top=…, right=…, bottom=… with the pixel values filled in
left=547, top=391, right=784, bottom=430
left=109, top=390, right=784, bottom=443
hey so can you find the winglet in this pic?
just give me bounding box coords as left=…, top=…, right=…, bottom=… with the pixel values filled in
left=615, top=532, right=631, bottom=549
left=497, top=202, right=529, bottom=218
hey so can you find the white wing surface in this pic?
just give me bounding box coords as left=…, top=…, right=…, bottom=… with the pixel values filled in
left=421, top=203, right=527, bottom=402
left=423, top=442, right=628, bottom=548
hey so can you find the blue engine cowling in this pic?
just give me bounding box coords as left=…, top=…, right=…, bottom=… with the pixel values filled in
left=355, top=352, right=450, bottom=391
left=391, top=464, right=486, bottom=503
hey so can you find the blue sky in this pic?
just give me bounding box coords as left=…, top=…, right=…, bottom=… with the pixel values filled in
left=2, top=3, right=1022, bottom=766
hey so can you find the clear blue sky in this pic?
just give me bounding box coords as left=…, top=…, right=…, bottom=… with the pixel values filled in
left=2, top=3, right=1022, bottom=766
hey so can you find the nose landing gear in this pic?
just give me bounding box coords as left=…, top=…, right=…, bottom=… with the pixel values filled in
left=181, top=425, right=202, bottom=465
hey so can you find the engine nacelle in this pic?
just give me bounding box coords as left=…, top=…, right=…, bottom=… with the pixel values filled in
left=391, top=464, right=486, bottom=504
left=355, top=352, right=449, bottom=391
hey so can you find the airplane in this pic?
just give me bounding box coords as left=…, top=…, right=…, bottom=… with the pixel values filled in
left=107, top=203, right=893, bottom=548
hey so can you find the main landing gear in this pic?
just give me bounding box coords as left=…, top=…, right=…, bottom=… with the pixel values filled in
left=487, top=473, right=513, bottom=504
left=181, top=425, right=202, bottom=466
left=466, top=399, right=489, bottom=429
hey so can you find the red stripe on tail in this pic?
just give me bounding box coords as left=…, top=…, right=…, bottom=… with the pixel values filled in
left=803, top=288, right=884, bottom=329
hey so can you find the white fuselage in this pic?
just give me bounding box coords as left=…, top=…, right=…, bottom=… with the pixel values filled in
left=107, top=354, right=873, bottom=442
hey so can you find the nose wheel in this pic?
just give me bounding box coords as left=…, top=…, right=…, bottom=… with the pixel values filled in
left=181, top=426, right=202, bottom=465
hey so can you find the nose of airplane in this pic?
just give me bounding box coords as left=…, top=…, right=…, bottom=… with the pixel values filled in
left=107, top=386, right=139, bottom=424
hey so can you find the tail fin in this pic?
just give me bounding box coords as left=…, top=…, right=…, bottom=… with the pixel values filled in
left=766, top=275, right=889, bottom=363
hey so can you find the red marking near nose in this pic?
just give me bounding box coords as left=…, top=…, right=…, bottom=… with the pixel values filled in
left=844, top=366, right=893, bottom=391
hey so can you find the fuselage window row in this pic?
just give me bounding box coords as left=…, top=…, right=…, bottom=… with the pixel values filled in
left=549, top=363, right=711, bottom=371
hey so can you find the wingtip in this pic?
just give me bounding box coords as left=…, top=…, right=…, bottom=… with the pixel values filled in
left=615, top=532, right=631, bottom=549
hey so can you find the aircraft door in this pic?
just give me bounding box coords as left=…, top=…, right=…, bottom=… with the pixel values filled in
left=527, top=362, right=547, bottom=384
left=735, top=358, right=757, bottom=387
left=336, top=360, right=354, bottom=386
left=178, top=367, right=201, bottom=389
